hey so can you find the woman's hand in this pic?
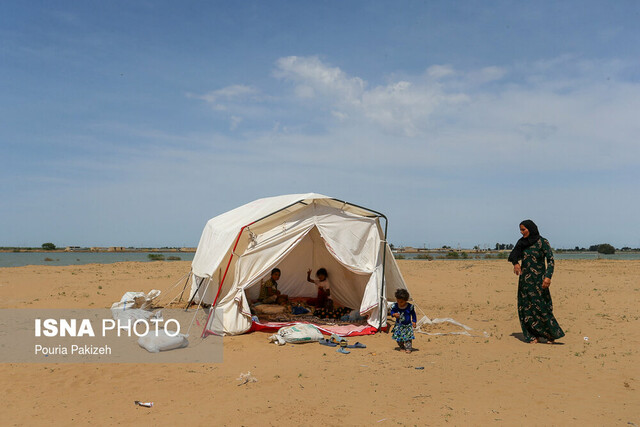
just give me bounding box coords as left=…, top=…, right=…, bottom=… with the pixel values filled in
left=513, top=263, right=522, bottom=276
left=307, top=268, right=312, bottom=275
left=542, top=277, right=551, bottom=289
left=392, top=313, right=400, bottom=319
left=412, top=322, right=416, bottom=328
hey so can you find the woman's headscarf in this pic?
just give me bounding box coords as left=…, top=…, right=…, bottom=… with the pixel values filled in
left=508, top=219, right=541, bottom=264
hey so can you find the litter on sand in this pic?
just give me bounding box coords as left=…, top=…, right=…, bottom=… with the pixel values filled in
left=414, top=315, right=475, bottom=336
left=237, top=372, right=258, bottom=385
left=134, top=401, right=154, bottom=408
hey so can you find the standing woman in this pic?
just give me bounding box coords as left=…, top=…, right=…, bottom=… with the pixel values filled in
left=508, top=220, right=565, bottom=344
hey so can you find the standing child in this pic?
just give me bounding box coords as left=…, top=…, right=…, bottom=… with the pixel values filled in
left=390, top=289, right=417, bottom=353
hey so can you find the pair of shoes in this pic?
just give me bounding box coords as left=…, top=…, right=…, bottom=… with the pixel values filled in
left=318, top=338, right=337, bottom=347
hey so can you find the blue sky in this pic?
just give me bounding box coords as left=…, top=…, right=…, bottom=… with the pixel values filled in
left=2, top=1, right=639, bottom=248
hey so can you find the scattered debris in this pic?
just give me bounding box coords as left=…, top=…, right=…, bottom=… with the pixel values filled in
left=415, top=315, right=474, bottom=336
left=415, top=366, right=425, bottom=370
left=134, top=401, right=153, bottom=408
left=237, top=371, right=258, bottom=386
left=583, top=336, right=589, bottom=341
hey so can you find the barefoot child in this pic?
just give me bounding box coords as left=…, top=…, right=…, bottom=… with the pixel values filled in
left=390, top=289, right=417, bottom=353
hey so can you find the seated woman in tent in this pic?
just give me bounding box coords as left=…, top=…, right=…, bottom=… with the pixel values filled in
left=258, top=268, right=288, bottom=304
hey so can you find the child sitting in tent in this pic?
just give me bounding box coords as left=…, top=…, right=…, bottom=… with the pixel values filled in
left=306, top=267, right=331, bottom=308
left=306, top=267, right=351, bottom=319
left=258, top=268, right=288, bottom=304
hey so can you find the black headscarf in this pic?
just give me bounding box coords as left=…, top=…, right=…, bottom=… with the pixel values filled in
left=508, top=219, right=541, bottom=264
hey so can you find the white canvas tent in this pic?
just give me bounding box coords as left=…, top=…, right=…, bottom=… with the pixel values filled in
left=189, top=193, right=408, bottom=336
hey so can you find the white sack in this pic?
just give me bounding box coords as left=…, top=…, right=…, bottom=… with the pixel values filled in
left=138, top=328, right=189, bottom=353
left=111, top=289, right=161, bottom=311
left=269, top=324, right=323, bottom=345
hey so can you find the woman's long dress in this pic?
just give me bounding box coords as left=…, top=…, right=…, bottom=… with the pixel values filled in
left=517, top=238, right=565, bottom=342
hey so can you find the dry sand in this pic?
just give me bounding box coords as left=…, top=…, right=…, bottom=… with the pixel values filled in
left=0, top=259, right=638, bottom=426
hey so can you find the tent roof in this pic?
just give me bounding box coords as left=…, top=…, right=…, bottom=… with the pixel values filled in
left=191, top=193, right=386, bottom=277
left=206, top=193, right=383, bottom=229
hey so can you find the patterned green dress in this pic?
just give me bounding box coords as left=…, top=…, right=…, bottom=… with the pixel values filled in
left=516, top=238, right=565, bottom=342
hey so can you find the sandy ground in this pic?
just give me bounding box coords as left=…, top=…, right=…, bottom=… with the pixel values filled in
left=0, top=259, right=638, bottom=426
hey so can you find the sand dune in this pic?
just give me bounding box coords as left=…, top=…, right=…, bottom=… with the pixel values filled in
left=0, top=259, right=638, bottom=425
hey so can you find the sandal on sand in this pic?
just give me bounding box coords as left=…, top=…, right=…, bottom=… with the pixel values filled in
left=336, top=347, right=350, bottom=354
left=318, top=338, right=337, bottom=347
left=346, top=342, right=366, bottom=349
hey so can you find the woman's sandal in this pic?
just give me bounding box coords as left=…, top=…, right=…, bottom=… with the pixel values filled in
left=318, top=338, right=337, bottom=347
left=529, top=338, right=539, bottom=344
left=346, top=342, right=367, bottom=349
left=335, top=340, right=350, bottom=354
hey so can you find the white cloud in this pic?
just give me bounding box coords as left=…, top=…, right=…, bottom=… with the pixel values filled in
left=274, top=56, right=473, bottom=137
left=187, top=84, right=259, bottom=111
left=426, top=64, right=455, bottom=79
left=274, top=56, right=366, bottom=103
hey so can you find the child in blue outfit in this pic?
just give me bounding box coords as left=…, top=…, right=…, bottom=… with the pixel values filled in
left=390, top=289, right=417, bottom=353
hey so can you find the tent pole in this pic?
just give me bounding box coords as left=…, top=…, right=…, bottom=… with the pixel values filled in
left=178, top=271, right=193, bottom=303
left=378, top=215, right=389, bottom=333
left=185, top=276, right=206, bottom=311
